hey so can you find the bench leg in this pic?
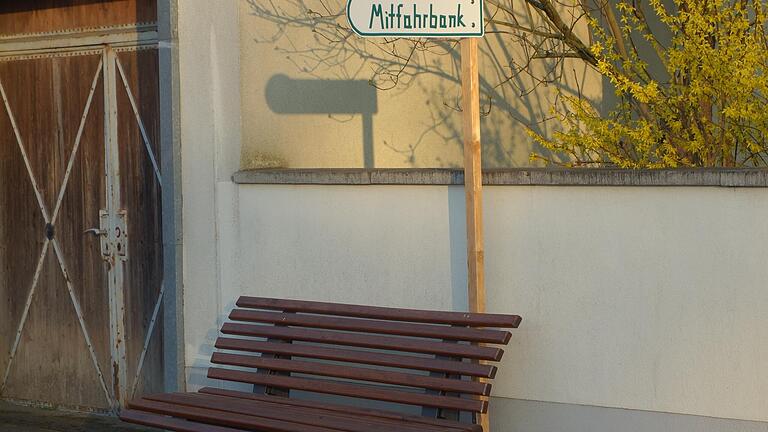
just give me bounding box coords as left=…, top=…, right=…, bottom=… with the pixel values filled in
left=422, top=338, right=461, bottom=422
left=254, top=312, right=293, bottom=397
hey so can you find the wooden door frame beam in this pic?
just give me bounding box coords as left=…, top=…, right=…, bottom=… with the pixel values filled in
left=0, top=25, right=157, bottom=55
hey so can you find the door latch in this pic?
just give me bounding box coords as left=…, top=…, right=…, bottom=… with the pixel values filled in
left=115, top=209, right=128, bottom=260
left=84, top=209, right=128, bottom=261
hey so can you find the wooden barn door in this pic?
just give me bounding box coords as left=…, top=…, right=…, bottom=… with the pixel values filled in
left=0, top=1, right=163, bottom=413
left=0, top=50, right=113, bottom=411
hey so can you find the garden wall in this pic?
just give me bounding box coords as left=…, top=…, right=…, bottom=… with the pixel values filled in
left=183, top=180, right=768, bottom=429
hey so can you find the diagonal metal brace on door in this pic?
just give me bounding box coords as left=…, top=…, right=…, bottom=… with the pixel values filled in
left=113, top=46, right=164, bottom=401
left=115, top=54, right=162, bottom=187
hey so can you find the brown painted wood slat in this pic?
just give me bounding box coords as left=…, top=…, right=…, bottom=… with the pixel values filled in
left=237, top=297, right=522, bottom=328
left=229, top=309, right=511, bottom=343
left=198, top=387, right=482, bottom=432
left=120, top=297, right=522, bottom=432
left=215, top=337, right=497, bottom=378
left=207, top=368, right=488, bottom=413
left=130, top=398, right=340, bottom=432
left=119, top=410, right=246, bottom=432
left=143, top=392, right=468, bottom=432
left=221, top=323, right=504, bottom=361
left=211, top=352, right=490, bottom=395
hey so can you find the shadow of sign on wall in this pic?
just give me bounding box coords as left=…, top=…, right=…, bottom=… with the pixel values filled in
left=265, top=74, right=379, bottom=168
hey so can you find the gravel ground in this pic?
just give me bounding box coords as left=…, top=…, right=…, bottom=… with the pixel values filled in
left=0, top=401, right=159, bottom=432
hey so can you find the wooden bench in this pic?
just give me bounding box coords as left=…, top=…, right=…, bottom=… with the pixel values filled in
left=120, top=297, right=522, bottom=432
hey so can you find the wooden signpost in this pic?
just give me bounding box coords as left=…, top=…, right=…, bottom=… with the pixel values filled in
left=349, top=1, right=488, bottom=429
left=460, top=37, right=484, bottom=316
left=459, top=38, right=486, bottom=431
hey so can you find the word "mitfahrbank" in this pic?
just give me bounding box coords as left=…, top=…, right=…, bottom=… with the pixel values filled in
left=347, top=0, right=484, bottom=37
left=371, top=3, right=467, bottom=30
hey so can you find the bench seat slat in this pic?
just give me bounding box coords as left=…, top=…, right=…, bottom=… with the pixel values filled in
left=215, top=337, right=497, bottom=378
left=119, top=410, right=246, bottom=432
left=198, top=387, right=482, bottom=432
left=237, top=297, right=522, bottom=328
left=211, top=352, right=491, bottom=395
left=130, top=398, right=341, bottom=432
left=142, top=392, right=468, bottom=432
left=229, top=309, right=511, bottom=344
left=221, top=323, right=504, bottom=361
left=207, top=367, right=488, bottom=413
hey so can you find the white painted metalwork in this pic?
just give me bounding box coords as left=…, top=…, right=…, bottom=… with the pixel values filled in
left=114, top=46, right=166, bottom=401
left=0, top=24, right=157, bottom=55
left=0, top=240, right=49, bottom=395
left=0, top=23, right=156, bottom=42
left=0, top=43, right=157, bottom=63
left=51, top=239, right=115, bottom=411
left=103, top=46, right=129, bottom=409
left=0, top=48, right=104, bottom=62
left=0, top=59, right=115, bottom=409
left=0, top=77, right=51, bottom=223
left=130, top=283, right=165, bottom=399
left=51, top=59, right=104, bottom=223
left=1, top=44, right=166, bottom=411
left=115, top=56, right=162, bottom=185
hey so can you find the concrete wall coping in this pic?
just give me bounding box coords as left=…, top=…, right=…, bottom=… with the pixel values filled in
left=233, top=168, right=768, bottom=187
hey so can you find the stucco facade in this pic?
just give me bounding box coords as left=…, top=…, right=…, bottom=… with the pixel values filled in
left=174, top=2, right=768, bottom=431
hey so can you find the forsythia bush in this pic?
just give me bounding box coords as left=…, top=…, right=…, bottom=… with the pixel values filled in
left=531, top=0, right=768, bottom=168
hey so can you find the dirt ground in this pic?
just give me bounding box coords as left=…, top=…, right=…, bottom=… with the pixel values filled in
left=0, top=401, right=159, bottom=432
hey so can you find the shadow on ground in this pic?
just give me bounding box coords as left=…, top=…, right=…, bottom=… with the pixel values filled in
left=0, top=401, right=159, bottom=432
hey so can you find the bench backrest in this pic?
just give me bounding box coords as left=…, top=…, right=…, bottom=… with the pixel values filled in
left=209, top=297, right=522, bottom=421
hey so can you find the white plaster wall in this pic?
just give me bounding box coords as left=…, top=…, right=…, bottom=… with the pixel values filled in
left=239, top=0, right=602, bottom=169
left=483, top=186, right=768, bottom=422
left=189, top=184, right=768, bottom=424
left=176, top=0, right=242, bottom=385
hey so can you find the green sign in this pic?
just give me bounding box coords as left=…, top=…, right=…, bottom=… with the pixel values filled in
left=347, top=0, right=484, bottom=37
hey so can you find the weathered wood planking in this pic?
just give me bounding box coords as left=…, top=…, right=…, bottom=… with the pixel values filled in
left=116, top=48, right=164, bottom=398
left=0, top=53, right=112, bottom=409
left=0, top=64, right=47, bottom=397
left=0, top=0, right=157, bottom=37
